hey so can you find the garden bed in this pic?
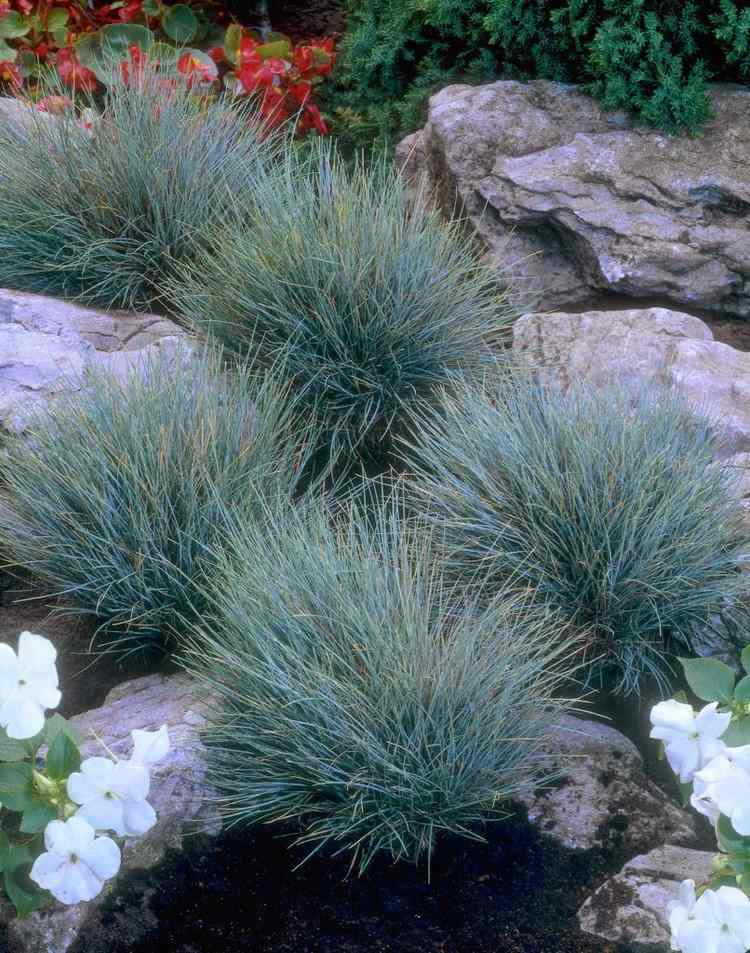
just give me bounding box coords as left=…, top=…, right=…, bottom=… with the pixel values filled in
left=79, top=815, right=627, bottom=953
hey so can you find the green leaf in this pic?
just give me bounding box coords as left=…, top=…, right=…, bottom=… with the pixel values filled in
left=742, top=644, right=750, bottom=675
left=717, top=815, right=750, bottom=856
left=0, top=764, right=36, bottom=812
left=142, top=0, right=161, bottom=14
left=162, top=4, right=198, bottom=44
left=100, top=23, right=155, bottom=56
left=0, top=38, right=18, bottom=61
left=223, top=23, right=242, bottom=65
left=257, top=38, right=292, bottom=61
left=0, top=12, right=32, bottom=39
left=0, top=832, right=10, bottom=874
left=45, top=732, right=81, bottom=781
left=735, top=674, right=750, bottom=704
left=721, top=717, right=750, bottom=747
left=4, top=846, right=48, bottom=918
left=46, top=8, right=69, bottom=33
left=0, top=728, right=27, bottom=763
left=19, top=803, right=57, bottom=835
left=44, top=714, right=82, bottom=749
left=679, top=657, right=736, bottom=703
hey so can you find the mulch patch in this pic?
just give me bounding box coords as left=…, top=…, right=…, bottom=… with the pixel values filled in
left=267, top=0, right=345, bottom=41
left=80, top=813, right=630, bottom=953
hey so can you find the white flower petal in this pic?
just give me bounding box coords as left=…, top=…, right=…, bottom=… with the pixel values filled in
left=29, top=850, right=67, bottom=886
left=650, top=700, right=696, bottom=738
left=64, top=816, right=96, bottom=853
left=4, top=696, right=45, bottom=739
left=693, top=702, right=732, bottom=740
left=67, top=769, right=103, bottom=806
left=130, top=726, right=170, bottom=767
left=76, top=797, right=125, bottom=836
left=121, top=798, right=157, bottom=837
left=665, top=738, right=700, bottom=783
left=80, top=835, right=120, bottom=881
left=111, top=762, right=150, bottom=801
left=17, top=631, right=57, bottom=670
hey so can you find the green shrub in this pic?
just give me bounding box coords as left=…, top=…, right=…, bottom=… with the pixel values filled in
left=171, top=144, right=515, bottom=480
left=0, top=71, right=277, bottom=312
left=0, top=349, right=311, bottom=657
left=333, top=0, right=750, bottom=142
left=182, top=497, right=579, bottom=871
left=402, top=375, right=750, bottom=695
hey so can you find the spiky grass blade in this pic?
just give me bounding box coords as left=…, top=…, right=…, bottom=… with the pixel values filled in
left=0, top=70, right=279, bottom=312
left=170, top=142, right=518, bottom=477
left=182, top=496, right=581, bottom=872
left=0, top=348, right=312, bottom=657
left=402, top=374, right=750, bottom=695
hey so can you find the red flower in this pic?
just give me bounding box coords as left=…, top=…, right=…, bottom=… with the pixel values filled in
left=37, top=94, right=74, bottom=114
left=177, top=51, right=216, bottom=87
left=118, top=1, right=142, bottom=21
left=258, top=85, right=287, bottom=130
left=33, top=42, right=49, bottom=60
left=289, top=80, right=311, bottom=107
left=208, top=46, right=224, bottom=64
left=238, top=35, right=260, bottom=63
left=15, top=0, right=32, bottom=12
left=237, top=55, right=286, bottom=94
left=299, top=103, right=327, bottom=136
left=0, top=59, right=22, bottom=89
left=56, top=47, right=98, bottom=92
left=119, top=44, right=147, bottom=85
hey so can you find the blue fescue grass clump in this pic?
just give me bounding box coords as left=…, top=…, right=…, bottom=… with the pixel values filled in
left=402, top=374, right=750, bottom=695
left=170, top=143, right=517, bottom=478
left=181, top=497, right=580, bottom=872
left=0, top=71, right=278, bottom=312
left=0, top=349, right=312, bottom=657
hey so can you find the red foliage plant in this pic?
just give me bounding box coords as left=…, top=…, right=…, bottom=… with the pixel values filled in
left=0, top=1, right=335, bottom=136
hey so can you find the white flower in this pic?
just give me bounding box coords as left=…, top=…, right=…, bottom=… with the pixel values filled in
left=692, top=755, right=750, bottom=836
left=29, top=817, right=120, bottom=905
left=130, top=725, right=170, bottom=767
left=67, top=757, right=156, bottom=837
left=0, top=631, right=61, bottom=739
left=669, top=879, right=698, bottom=951
left=671, top=885, right=750, bottom=953
left=650, top=700, right=730, bottom=783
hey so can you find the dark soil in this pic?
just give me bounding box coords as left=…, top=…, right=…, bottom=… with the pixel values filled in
left=0, top=585, right=152, bottom=718
left=76, top=814, right=630, bottom=953
left=268, top=0, right=345, bottom=41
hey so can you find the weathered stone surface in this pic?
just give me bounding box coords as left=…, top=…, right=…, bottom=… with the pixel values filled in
left=403, top=80, right=750, bottom=314
left=578, top=845, right=716, bottom=951
left=519, top=715, right=702, bottom=853
left=0, top=288, right=186, bottom=433
left=5, top=673, right=220, bottom=953
left=513, top=306, right=750, bottom=456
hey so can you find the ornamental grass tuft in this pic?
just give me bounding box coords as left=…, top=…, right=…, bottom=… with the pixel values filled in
left=0, top=349, right=312, bottom=657
left=170, top=143, right=516, bottom=478
left=181, top=497, right=580, bottom=872
left=0, top=70, right=277, bottom=312
left=402, top=375, right=750, bottom=696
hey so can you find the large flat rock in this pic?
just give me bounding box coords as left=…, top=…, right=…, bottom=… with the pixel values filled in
left=519, top=716, right=702, bottom=854
left=513, top=306, right=750, bottom=456
left=0, top=288, right=186, bottom=433
left=399, top=81, right=750, bottom=315
left=578, top=845, right=716, bottom=951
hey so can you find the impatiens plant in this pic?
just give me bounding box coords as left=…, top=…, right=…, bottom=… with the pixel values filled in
left=0, top=631, right=170, bottom=915
left=650, top=652, right=750, bottom=951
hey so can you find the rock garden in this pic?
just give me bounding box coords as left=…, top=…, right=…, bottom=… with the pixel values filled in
left=0, top=2, right=749, bottom=952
